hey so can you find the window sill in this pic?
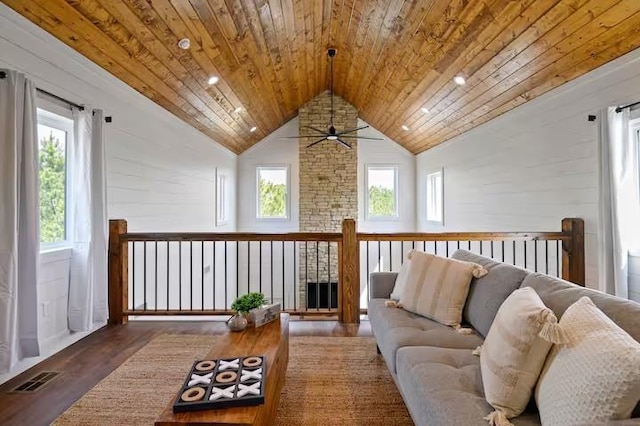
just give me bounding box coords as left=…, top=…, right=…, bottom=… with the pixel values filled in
left=40, top=246, right=73, bottom=264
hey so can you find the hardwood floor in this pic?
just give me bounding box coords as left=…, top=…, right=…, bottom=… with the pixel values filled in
left=0, top=319, right=372, bottom=426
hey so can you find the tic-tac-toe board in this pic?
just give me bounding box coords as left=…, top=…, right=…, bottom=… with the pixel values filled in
left=172, top=356, right=266, bottom=413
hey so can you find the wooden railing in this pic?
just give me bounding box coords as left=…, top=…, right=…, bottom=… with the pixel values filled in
left=108, top=218, right=584, bottom=325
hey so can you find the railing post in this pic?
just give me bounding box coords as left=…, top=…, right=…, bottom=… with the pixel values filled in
left=109, top=219, right=129, bottom=325
left=561, top=218, right=585, bottom=286
left=340, top=219, right=360, bottom=324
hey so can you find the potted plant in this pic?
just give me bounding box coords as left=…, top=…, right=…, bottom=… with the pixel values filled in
left=227, top=292, right=267, bottom=331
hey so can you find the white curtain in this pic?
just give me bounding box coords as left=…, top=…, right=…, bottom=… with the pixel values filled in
left=598, top=107, right=639, bottom=298
left=67, top=108, right=108, bottom=331
left=0, top=70, right=41, bottom=372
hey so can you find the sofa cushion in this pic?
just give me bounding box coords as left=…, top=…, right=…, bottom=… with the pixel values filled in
left=395, top=346, right=541, bottom=426
left=536, top=297, right=640, bottom=426
left=481, top=287, right=564, bottom=421
left=399, top=251, right=487, bottom=327
left=521, top=273, right=640, bottom=342
left=452, top=250, right=529, bottom=337
left=368, top=299, right=482, bottom=374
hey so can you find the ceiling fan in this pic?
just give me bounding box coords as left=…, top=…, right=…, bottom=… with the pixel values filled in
left=286, top=48, right=382, bottom=149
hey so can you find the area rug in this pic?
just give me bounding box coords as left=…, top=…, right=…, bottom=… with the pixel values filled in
left=53, top=334, right=413, bottom=425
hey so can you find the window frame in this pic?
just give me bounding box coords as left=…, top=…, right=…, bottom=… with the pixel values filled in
left=216, top=171, right=228, bottom=226
left=426, top=169, right=444, bottom=226
left=36, top=106, right=73, bottom=250
left=364, top=164, right=399, bottom=221
left=256, top=165, right=290, bottom=221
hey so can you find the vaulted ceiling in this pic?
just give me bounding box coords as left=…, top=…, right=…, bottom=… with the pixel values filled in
left=5, top=0, right=640, bottom=154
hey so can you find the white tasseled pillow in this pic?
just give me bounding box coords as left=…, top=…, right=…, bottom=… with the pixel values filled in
left=535, top=296, right=640, bottom=426
left=480, top=287, right=567, bottom=426
left=399, top=250, right=487, bottom=328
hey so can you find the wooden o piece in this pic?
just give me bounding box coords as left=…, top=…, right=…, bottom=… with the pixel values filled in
left=181, top=387, right=205, bottom=402
left=195, top=360, right=215, bottom=371
left=216, top=371, right=237, bottom=383
left=243, top=356, right=262, bottom=367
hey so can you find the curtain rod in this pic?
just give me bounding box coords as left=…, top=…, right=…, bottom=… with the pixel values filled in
left=0, top=71, right=84, bottom=111
left=615, top=101, right=640, bottom=113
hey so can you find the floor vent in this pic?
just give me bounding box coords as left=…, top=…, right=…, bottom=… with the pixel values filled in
left=10, top=371, right=61, bottom=393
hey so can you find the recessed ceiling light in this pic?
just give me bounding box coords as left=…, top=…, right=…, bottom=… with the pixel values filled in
left=234, top=106, right=242, bottom=113
left=178, top=38, right=191, bottom=50
left=207, top=76, right=219, bottom=85
left=454, top=75, right=466, bottom=85
left=401, top=125, right=409, bottom=131
left=250, top=126, right=257, bottom=132
left=421, top=107, right=429, bottom=114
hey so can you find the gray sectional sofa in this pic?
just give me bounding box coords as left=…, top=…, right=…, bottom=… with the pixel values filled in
left=368, top=250, right=640, bottom=426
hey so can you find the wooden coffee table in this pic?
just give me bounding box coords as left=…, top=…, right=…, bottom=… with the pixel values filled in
left=155, top=314, right=290, bottom=426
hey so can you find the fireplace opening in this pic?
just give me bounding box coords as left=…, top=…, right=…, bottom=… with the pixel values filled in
left=306, top=281, right=338, bottom=309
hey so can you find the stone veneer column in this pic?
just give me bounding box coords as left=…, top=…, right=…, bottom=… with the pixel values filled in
left=298, top=91, right=358, bottom=309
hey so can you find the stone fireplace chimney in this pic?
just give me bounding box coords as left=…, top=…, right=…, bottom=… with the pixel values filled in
left=298, top=91, right=358, bottom=309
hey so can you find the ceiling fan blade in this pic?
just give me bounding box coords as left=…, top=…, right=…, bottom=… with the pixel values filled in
left=338, top=135, right=384, bottom=140
left=336, top=138, right=352, bottom=149
left=282, top=135, right=326, bottom=139
left=306, top=137, right=328, bottom=148
left=336, top=125, right=370, bottom=136
left=303, top=126, right=329, bottom=134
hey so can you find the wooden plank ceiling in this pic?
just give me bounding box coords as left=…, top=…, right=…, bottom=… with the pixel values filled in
left=4, top=0, right=640, bottom=154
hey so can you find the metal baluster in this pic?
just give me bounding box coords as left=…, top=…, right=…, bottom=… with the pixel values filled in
left=556, top=240, right=561, bottom=277
left=479, top=240, right=483, bottom=255
left=271, top=241, right=274, bottom=304
left=305, top=241, right=308, bottom=311
left=457, top=240, right=460, bottom=250
left=179, top=242, right=182, bottom=310
left=293, top=241, right=297, bottom=311
left=435, top=241, right=438, bottom=255
left=155, top=241, right=158, bottom=311
left=513, top=241, right=516, bottom=266
left=236, top=241, right=239, bottom=300
left=467, top=241, right=471, bottom=250
left=378, top=240, right=381, bottom=271
left=316, top=241, right=320, bottom=311
left=201, top=241, right=204, bottom=310
left=501, top=241, right=505, bottom=262
left=401, top=241, right=404, bottom=264
left=545, top=240, right=549, bottom=275
left=259, top=241, right=262, bottom=294
left=224, top=241, right=228, bottom=310
left=190, top=241, right=193, bottom=310
left=282, top=241, right=285, bottom=310
left=166, top=241, right=169, bottom=311
left=491, top=241, right=494, bottom=259
left=328, top=241, right=333, bottom=310
left=366, top=242, right=370, bottom=302
left=446, top=241, right=449, bottom=257
left=144, top=242, right=147, bottom=311
left=247, top=241, right=251, bottom=293
left=132, top=241, right=136, bottom=311
left=534, top=240, right=538, bottom=272
left=524, top=240, right=528, bottom=270
left=389, top=241, right=392, bottom=271
left=212, top=241, right=216, bottom=310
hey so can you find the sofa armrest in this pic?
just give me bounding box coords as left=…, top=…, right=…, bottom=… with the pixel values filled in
left=369, top=272, right=398, bottom=299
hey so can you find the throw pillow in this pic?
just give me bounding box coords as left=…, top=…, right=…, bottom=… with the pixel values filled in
left=481, top=286, right=567, bottom=426
left=535, top=296, right=640, bottom=426
left=390, top=253, right=411, bottom=300
left=398, top=250, right=487, bottom=327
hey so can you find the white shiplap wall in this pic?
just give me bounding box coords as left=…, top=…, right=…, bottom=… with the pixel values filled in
left=0, top=3, right=237, bottom=366
left=416, top=47, right=640, bottom=291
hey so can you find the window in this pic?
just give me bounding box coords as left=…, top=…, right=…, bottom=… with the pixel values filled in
left=257, top=166, right=289, bottom=219
left=366, top=165, right=398, bottom=219
left=37, top=108, right=72, bottom=245
left=216, top=172, right=228, bottom=226
left=426, top=169, right=444, bottom=225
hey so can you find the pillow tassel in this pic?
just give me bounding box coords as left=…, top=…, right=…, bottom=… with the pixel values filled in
left=538, top=311, right=569, bottom=344
left=484, top=410, right=514, bottom=426
left=384, top=300, right=402, bottom=308
left=454, top=324, right=474, bottom=335
left=472, top=345, right=482, bottom=356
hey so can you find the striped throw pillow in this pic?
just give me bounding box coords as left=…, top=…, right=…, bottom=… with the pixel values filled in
left=399, top=250, right=487, bottom=327
left=480, top=287, right=567, bottom=426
